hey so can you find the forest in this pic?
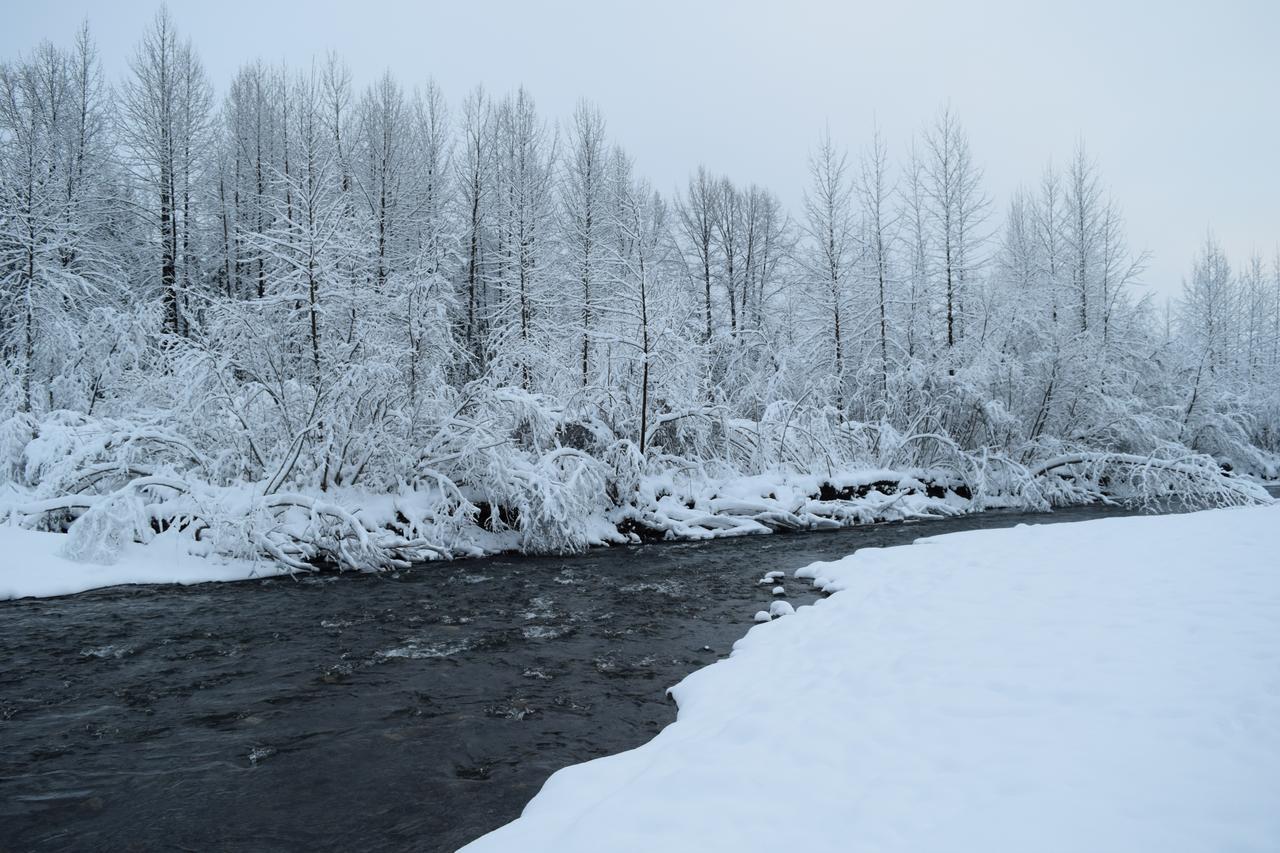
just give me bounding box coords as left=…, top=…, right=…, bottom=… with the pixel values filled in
left=2, top=9, right=1277, bottom=572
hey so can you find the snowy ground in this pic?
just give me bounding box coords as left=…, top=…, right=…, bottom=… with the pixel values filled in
left=0, top=526, right=288, bottom=599
left=461, top=504, right=1280, bottom=853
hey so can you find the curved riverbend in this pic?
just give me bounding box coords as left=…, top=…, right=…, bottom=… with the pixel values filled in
left=2, top=495, right=1273, bottom=852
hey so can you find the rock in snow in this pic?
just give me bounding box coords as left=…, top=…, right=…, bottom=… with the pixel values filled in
left=460, top=504, right=1280, bottom=853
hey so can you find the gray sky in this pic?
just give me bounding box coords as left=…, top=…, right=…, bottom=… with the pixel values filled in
left=5, top=0, right=1277, bottom=300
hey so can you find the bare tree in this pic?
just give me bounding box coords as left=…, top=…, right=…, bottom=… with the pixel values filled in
left=899, top=141, right=930, bottom=360
left=355, top=71, right=409, bottom=289
left=456, top=86, right=492, bottom=367
left=118, top=7, right=210, bottom=333
left=606, top=154, right=677, bottom=453
left=802, top=128, right=855, bottom=404
left=922, top=106, right=988, bottom=354
left=490, top=87, right=555, bottom=389
left=857, top=126, right=897, bottom=403
left=1033, top=164, right=1064, bottom=326
left=676, top=165, right=716, bottom=343
left=560, top=100, right=608, bottom=386
left=1065, top=144, right=1103, bottom=334
left=712, top=176, right=741, bottom=336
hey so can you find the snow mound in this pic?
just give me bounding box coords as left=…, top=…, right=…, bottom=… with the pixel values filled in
left=0, top=525, right=285, bottom=599
left=461, top=504, right=1280, bottom=853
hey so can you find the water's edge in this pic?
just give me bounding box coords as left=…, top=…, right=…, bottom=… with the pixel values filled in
left=1, top=495, right=1274, bottom=852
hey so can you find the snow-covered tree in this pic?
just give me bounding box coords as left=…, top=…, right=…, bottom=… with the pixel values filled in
left=0, top=11, right=1273, bottom=570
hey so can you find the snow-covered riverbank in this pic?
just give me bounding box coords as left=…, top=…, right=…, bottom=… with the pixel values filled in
left=4, top=407, right=1271, bottom=600
left=0, top=526, right=289, bottom=599
left=0, top=468, right=976, bottom=599
left=461, top=503, right=1280, bottom=853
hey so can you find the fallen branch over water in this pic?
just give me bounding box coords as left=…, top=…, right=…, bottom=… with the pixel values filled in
left=1031, top=452, right=1270, bottom=506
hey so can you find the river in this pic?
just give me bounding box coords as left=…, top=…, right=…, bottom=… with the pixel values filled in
left=2, top=494, right=1274, bottom=852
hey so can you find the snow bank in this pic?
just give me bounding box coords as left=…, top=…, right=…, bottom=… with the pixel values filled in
left=2, top=409, right=1267, bottom=594
left=461, top=504, right=1280, bottom=853
left=0, top=526, right=287, bottom=599
left=616, top=468, right=972, bottom=542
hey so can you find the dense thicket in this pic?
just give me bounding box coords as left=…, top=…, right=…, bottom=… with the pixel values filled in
left=1, top=12, right=1275, bottom=567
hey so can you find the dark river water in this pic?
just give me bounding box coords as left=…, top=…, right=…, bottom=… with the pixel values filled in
left=1, top=495, right=1272, bottom=853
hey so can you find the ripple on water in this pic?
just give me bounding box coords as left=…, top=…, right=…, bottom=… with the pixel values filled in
left=247, top=745, right=276, bottom=765
left=377, top=638, right=473, bottom=660
left=520, top=625, right=573, bottom=641
left=79, top=644, right=133, bottom=659
left=618, top=580, right=687, bottom=597
left=520, top=596, right=555, bottom=620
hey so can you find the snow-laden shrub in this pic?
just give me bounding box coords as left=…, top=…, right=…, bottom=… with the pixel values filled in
left=0, top=412, right=37, bottom=486
left=1183, top=399, right=1271, bottom=478
left=13, top=411, right=205, bottom=497
left=603, top=440, right=645, bottom=506
left=61, top=490, right=152, bottom=564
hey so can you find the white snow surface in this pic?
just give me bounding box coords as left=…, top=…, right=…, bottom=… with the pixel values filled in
left=461, top=504, right=1280, bottom=853
left=0, top=526, right=287, bottom=599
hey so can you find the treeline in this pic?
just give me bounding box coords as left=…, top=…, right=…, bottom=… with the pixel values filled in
left=1, top=10, right=1277, bottom=555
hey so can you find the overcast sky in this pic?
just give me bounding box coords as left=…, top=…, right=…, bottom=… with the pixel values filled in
left=4, top=0, right=1277, bottom=300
